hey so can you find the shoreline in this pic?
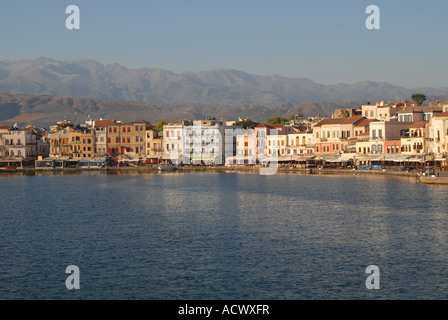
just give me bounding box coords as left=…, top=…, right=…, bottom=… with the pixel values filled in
left=0, top=165, right=418, bottom=176
left=2, top=165, right=447, bottom=184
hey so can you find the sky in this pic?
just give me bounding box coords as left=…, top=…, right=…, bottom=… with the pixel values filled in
left=0, top=0, right=447, bottom=88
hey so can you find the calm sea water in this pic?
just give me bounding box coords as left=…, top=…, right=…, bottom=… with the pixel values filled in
left=0, top=171, right=447, bottom=300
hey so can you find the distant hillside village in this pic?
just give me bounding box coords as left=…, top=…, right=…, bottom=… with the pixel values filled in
left=1, top=99, right=448, bottom=171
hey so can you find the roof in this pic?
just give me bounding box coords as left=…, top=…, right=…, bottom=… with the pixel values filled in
left=408, top=121, right=428, bottom=129
left=398, top=106, right=443, bottom=113
left=434, top=111, right=448, bottom=118
left=313, top=116, right=364, bottom=127
left=0, top=125, right=11, bottom=130
left=355, top=118, right=374, bottom=127
left=358, top=131, right=370, bottom=136
left=95, top=120, right=116, bottom=128
left=398, top=107, right=424, bottom=113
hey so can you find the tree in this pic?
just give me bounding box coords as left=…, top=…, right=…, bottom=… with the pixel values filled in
left=232, top=118, right=260, bottom=129
left=266, top=117, right=288, bottom=125
left=340, top=109, right=350, bottom=118
left=155, top=120, right=168, bottom=132
left=287, top=114, right=296, bottom=121
left=411, top=93, right=426, bottom=106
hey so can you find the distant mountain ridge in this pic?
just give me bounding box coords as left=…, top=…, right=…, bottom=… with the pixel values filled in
left=0, top=92, right=370, bottom=128
left=1, top=57, right=447, bottom=107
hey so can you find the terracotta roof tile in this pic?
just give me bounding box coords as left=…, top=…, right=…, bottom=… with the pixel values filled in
left=314, top=116, right=365, bottom=127
left=434, top=111, right=448, bottom=118
left=408, top=121, right=428, bottom=128
left=95, top=120, right=116, bottom=128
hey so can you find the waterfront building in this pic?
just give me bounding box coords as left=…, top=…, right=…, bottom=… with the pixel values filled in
left=369, top=119, right=414, bottom=155
left=0, top=125, right=11, bottom=156
left=400, top=121, right=429, bottom=155
left=106, top=120, right=150, bottom=159
left=267, top=132, right=288, bottom=157
left=0, top=129, right=37, bottom=167
left=254, top=124, right=286, bottom=159
left=94, top=119, right=116, bottom=156
left=48, top=126, right=77, bottom=157
left=428, top=112, right=448, bottom=157
left=69, top=129, right=95, bottom=160
left=145, top=127, right=164, bottom=163
left=37, top=135, right=50, bottom=158
left=354, top=118, right=374, bottom=137
left=286, top=131, right=314, bottom=156
left=163, top=118, right=238, bottom=165
left=235, top=129, right=257, bottom=164
left=384, top=140, right=401, bottom=155
left=162, top=121, right=188, bottom=163
left=313, top=116, right=367, bottom=154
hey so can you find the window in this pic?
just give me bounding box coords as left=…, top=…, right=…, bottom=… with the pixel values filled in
left=378, top=129, right=383, bottom=138
left=372, top=130, right=376, bottom=139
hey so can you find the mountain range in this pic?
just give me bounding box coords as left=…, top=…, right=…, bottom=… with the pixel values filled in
left=1, top=57, right=448, bottom=127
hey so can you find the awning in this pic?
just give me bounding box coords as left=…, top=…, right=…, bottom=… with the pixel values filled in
left=391, top=155, right=411, bottom=162
left=278, top=156, right=295, bottom=162
left=354, top=156, right=377, bottom=161
left=407, top=156, right=424, bottom=163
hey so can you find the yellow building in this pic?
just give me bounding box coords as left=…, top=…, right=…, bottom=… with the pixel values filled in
left=267, top=134, right=287, bottom=156
left=69, top=129, right=95, bottom=159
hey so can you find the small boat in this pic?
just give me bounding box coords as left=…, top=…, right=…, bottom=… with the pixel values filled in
left=158, top=164, right=176, bottom=172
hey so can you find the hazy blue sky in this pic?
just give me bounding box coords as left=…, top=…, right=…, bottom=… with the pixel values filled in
left=0, top=0, right=447, bottom=88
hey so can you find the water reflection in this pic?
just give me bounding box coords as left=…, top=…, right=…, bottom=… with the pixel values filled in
left=0, top=172, right=447, bottom=299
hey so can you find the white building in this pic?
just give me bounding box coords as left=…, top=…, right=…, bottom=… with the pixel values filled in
left=163, top=118, right=239, bottom=165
